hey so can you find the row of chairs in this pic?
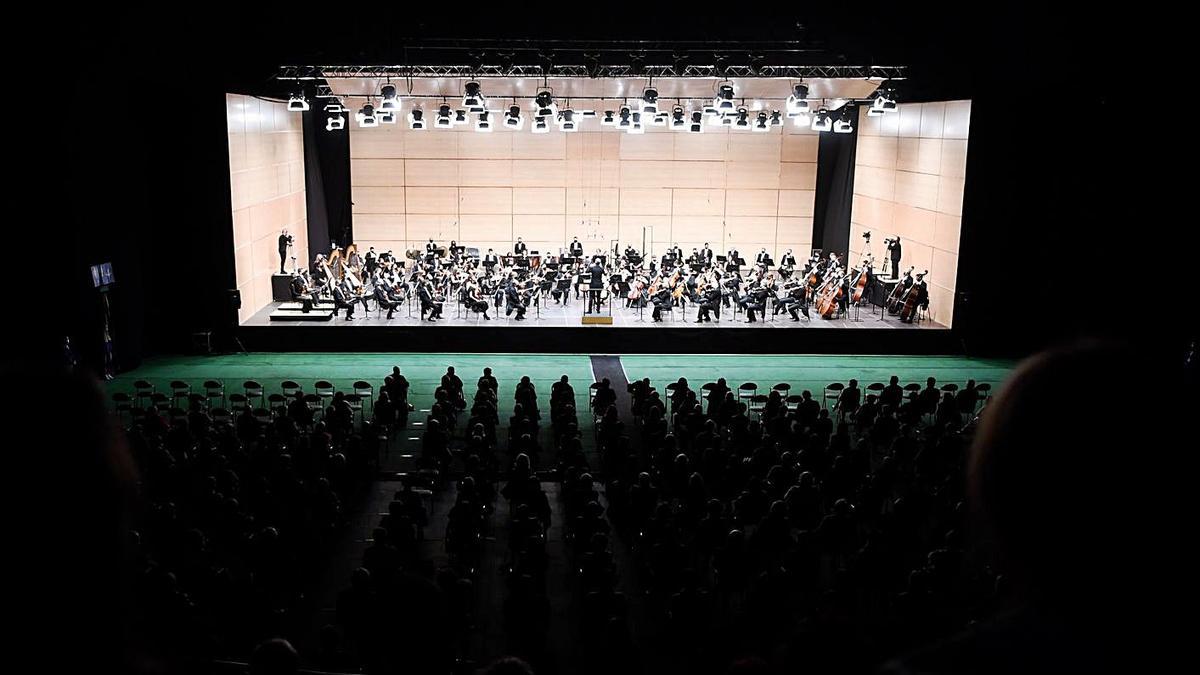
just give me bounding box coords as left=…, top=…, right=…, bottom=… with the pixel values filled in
left=113, top=379, right=384, bottom=424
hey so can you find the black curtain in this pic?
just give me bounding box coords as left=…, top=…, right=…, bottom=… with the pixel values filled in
left=811, top=122, right=859, bottom=263
left=303, top=109, right=353, bottom=256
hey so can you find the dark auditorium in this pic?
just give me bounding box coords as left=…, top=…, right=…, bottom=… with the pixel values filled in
left=21, top=6, right=1195, bottom=675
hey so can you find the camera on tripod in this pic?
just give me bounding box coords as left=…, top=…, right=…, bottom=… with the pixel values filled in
left=862, top=231, right=872, bottom=240
left=884, top=237, right=897, bottom=245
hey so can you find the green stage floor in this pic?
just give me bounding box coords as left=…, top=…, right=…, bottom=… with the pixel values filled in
left=110, top=352, right=1014, bottom=404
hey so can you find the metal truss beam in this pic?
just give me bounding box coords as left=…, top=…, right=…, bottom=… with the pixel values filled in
left=279, top=64, right=907, bottom=82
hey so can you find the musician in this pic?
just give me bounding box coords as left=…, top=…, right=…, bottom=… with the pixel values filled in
left=726, top=248, right=741, bottom=271
left=483, top=248, right=499, bottom=270
left=887, top=236, right=903, bottom=279
left=569, top=237, right=584, bottom=258
left=365, top=247, right=378, bottom=274
left=374, top=280, right=398, bottom=319
left=418, top=280, right=443, bottom=321
left=278, top=229, right=293, bottom=273
left=504, top=279, right=527, bottom=320
left=586, top=260, right=605, bottom=314
left=426, top=238, right=438, bottom=255
left=381, top=249, right=394, bottom=264
left=465, top=282, right=492, bottom=320
left=552, top=270, right=572, bottom=305
left=332, top=281, right=360, bottom=321
left=668, top=243, right=683, bottom=263
left=650, top=284, right=671, bottom=322
left=689, top=248, right=701, bottom=264
left=514, top=237, right=527, bottom=256
left=756, top=248, right=771, bottom=266
left=701, top=243, right=714, bottom=263
left=695, top=284, right=722, bottom=323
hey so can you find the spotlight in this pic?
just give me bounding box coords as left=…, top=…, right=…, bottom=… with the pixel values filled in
left=435, top=104, right=454, bottom=128
left=356, top=103, right=378, bottom=128
left=475, top=110, right=493, bottom=132
left=689, top=110, right=704, bottom=133
left=769, top=110, right=783, bottom=127
left=323, top=101, right=345, bottom=114
left=463, top=81, right=486, bottom=113
left=325, top=115, right=345, bottom=131
left=378, top=84, right=400, bottom=112
left=713, top=83, right=736, bottom=113
left=557, top=108, right=579, bottom=132
left=534, top=90, right=557, bottom=118
left=532, top=116, right=550, bottom=133
left=617, top=105, right=632, bottom=129
left=811, top=107, right=832, bottom=132
left=378, top=110, right=397, bottom=124
left=670, top=105, right=687, bottom=130
left=628, top=111, right=644, bottom=133
left=287, top=92, right=310, bottom=112
left=454, top=109, right=469, bottom=126
left=640, top=87, right=659, bottom=115
left=753, top=111, right=770, bottom=132
left=871, top=81, right=900, bottom=114
left=600, top=110, right=617, bottom=126
left=786, top=83, right=810, bottom=117
left=833, top=106, right=855, bottom=133
left=733, top=107, right=751, bottom=130
left=505, top=104, right=523, bottom=129
left=408, top=107, right=426, bottom=130
left=650, top=111, right=669, bottom=126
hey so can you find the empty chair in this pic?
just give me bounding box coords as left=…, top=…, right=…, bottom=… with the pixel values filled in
left=749, top=393, right=769, bottom=419
left=737, top=382, right=758, bottom=407
left=346, top=393, right=364, bottom=421
left=203, top=380, right=225, bottom=408
left=315, top=380, right=335, bottom=408
left=133, top=380, right=155, bottom=408
left=823, top=382, right=845, bottom=410
left=228, top=393, right=249, bottom=413
left=304, top=393, right=323, bottom=419
left=112, top=392, right=132, bottom=419
left=867, top=382, right=886, bottom=398
left=281, top=380, right=302, bottom=398
left=150, top=392, right=171, bottom=412
left=772, top=382, right=791, bottom=399
left=243, top=380, right=265, bottom=407
left=268, top=393, right=287, bottom=415
left=354, top=380, right=374, bottom=413
left=975, top=382, right=992, bottom=405
left=700, top=382, right=717, bottom=402
left=786, top=394, right=805, bottom=412
left=169, top=380, right=190, bottom=407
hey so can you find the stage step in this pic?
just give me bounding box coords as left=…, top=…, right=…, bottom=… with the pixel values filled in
left=277, top=301, right=336, bottom=311
left=270, top=308, right=335, bottom=322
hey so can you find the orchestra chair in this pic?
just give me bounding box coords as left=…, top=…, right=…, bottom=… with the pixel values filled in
left=304, top=393, right=323, bottom=422
left=252, top=407, right=272, bottom=428
left=203, top=380, right=225, bottom=409
left=737, top=382, right=758, bottom=409
left=169, top=380, right=191, bottom=409
left=112, top=392, right=132, bottom=423
left=786, top=394, right=805, bottom=413
left=904, top=382, right=922, bottom=396
left=243, top=380, right=265, bottom=408
left=211, top=408, right=231, bottom=425
left=772, top=382, right=791, bottom=399
left=133, top=380, right=155, bottom=409
left=975, top=383, right=992, bottom=409
left=268, top=393, right=287, bottom=417
left=151, top=392, right=171, bottom=413
left=228, top=393, right=249, bottom=414
left=188, top=392, right=207, bottom=412
left=940, top=383, right=960, bottom=394
left=665, top=381, right=679, bottom=414
left=749, top=394, right=769, bottom=420
left=281, top=380, right=302, bottom=398
left=823, top=382, right=844, bottom=411
left=700, top=382, right=717, bottom=404
left=354, top=380, right=375, bottom=412
left=315, top=380, right=336, bottom=410
left=867, top=382, right=885, bottom=400
left=168, top=407, right=187, bottom=425
left=346, top=393, right=364, bottom=423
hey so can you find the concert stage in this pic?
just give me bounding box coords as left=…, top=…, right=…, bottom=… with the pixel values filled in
left=239, top=296, right=951, bottom=354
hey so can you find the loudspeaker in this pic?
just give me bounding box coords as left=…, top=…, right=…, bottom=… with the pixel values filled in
left=228, top=289, right=241, bottom=311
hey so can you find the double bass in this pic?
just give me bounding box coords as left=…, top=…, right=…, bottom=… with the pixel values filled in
left=815, top=272, right=847, bottom=319
left=850, top=255, right=873, bottom=304
left=899, top=271, right=928, bottom=323
left=887, top=267, right=915, bottom=314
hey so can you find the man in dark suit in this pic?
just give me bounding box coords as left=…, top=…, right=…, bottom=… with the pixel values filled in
left=278, top=229, right=293, bottom=273
left=333, top=283, right=357, bottom=320
left=695, top=285, right=722, bottom=323
left=483, top=248, right=499, bottom=269
left=504, top=280, right=527, bottom=320
left=701, top=243, right=714, bottom=263
left=374, top=283, right=397, bottom=319
left=586, top=261, right=605, bottom=313
left=569, top=237, right=584, bottom=258
left=756, top=248, right=771, bottom=266
left=514, top=237, right=527, bottom=256
left=888, top=236, right=903, bottom=279
left=425, top=238, right=438, bottom=254
left=418, top=282, right=442, bottom=321
left=364, top=247, right=378, bottom=274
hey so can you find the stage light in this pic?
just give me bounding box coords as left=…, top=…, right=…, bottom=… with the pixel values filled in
left=356, top=103, right=378, bottom=128
left=454, top=109, right=469, bottom=126
left=475, top=110, right=493, bottom=132
left=640, top=87, right=659, bottom=115
left=713, top=83, right=736, bottom=113
left=463, top=81, right=486, bottom=113
left=811, top=107, right=832, bottom=132
left=408, top=107, right=426, bottom=130
left=287, top=92, right=310, bottom=112
left=770, top=110, right=783, bottom=127
left=323, top=101, right=345, bottom=114
left=378, top=110, right=397, bottom=124
left=689, top=110, right=704, bottom=133
left=627, top=112, right=644, bottom=133
left=871, top=81, right=900, bottom=114
left=753, top=111, right=770, bottom=132
left=600, top=110, right=616, bottom=126
left=786, top=83, right=810, bottom=117
left=325, top=115, right=345, bottom=131
left=435, top=104, right=454, bottom=128
left=733, top=107, right=750, bottom=130
left=378, top=84, right=400, bottom=112
left=505, top=104, right=523, bottom=129
left=617, top=105, right=632, bottom=129
left=650, top=111, right=669, bottom=126
left=532, top=116, right=550, bottom=133
left=534, top=90, right=557, bottom=118
left=670, top=105, right=687, bottom=130
left=557, top=109, right=579, bottom=132
left=833, top=106, right=854, bottom=133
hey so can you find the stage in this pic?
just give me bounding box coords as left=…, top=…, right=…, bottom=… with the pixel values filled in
left=238, top=295, right=952, bottom=353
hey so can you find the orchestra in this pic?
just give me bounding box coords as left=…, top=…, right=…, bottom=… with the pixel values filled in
left=280, top=231, right=929, bottom=325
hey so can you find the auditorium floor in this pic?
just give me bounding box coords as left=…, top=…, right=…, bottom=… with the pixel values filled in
left=245, top=297, right=948, bottom=329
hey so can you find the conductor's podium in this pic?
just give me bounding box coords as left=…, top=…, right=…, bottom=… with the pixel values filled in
left=581, top=315, right=613, bottom=325
left=269, top=301, right=336, bottom=322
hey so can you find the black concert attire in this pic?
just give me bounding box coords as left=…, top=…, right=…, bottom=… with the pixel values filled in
left=419, top=284, right=443, bottom=320
left=374, top=284, right=398, bottom=319
left=740, top=287, right=767, bottom=322
left=466, top=288, right=491, bottom=319
left=586, top=263, right=605, bottom=313
left=483, top=252, right=499, bottom=269
left=278, top=233, right=292, bottom=273
left=888, top=239, right=903, bottom=280
left=650, top=287, right=671, bottom=322
left=364, top=250, right=377, bottom=274
left=504, top=282, right=527, bottom=319
left=701, top=247, right=714, bottom=263
left=514, top=241, right=528, bottom=256
left=696, top=287, right=722, bottom=322
left=569, top=240, right=584, bottom=258
left=332, top=284, right=357, bottom=320
left=756, top=250, right=770, bottom=266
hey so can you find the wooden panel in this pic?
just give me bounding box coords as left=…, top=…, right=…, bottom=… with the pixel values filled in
left=459, top=214, right=512, bottom=243
left=618, top=160, right=675, bottom=189
left=724, top=216, right=777, bottom=243
left=565, top=159, right=620, bottom=188
left=513, top=187, right=566, bottom=214
left=920, top=102, right=947, bottom=139
left=671, top=189, right=725, bottom=217
left=779, top=162, right=818, bottom=190
left=351, top=159, right=404, bottom=187
left=405, top=187, right=459, bottom=214
left=725, top=189, right=779, bottom=217
left=673, top=133, right=729, bottom=161
left=457, top=131, right=513, bottom=159
left=893, top=204, right=937, bottom=243
left=854, top=165, right=896, bottom=202
left=512, top=214, right=566, bottom=242
left=618, top=132, right=674, bottom=160
left=725, top=161, right=781, bottom=190
left=459, top=159, right=513, bottom=187
left=406, top=214, right=460, bottom=242
left=670, top=161, right=726, bottom=189
left=776, top=217, right=815, bottom=244
left=354, top=214, right=407, bottom=242
left=936, top=176, right=965, bottom=217
left=726, top=133, right=781, bottom=162
left=404, top=159, right=459, bottom=186
left=566, top=132, right=620, bottom=161
left=350, top=126, right=404, bottom=159
left=940, top=139, right=968, bottom=179
left=512, top=160, right=567, bottom=187
left=943, top=101, right=972, bottom=140
left=566, top=187, right=620, bottom=214
left=459, top=187, right=512, bottom=214
left=618, top=188, right=672, bottom=215
left=512, top=132, right=567, bottom=160
left=669, top=216, right=725, bottom=245
left=855, top=135, right=897, bottom=170
left=894, top=171, right=939, bottom=211
left=933, top=212, right=961, bottom=254
left=352, top=186, right=406, bottom=214
left=777, top=190, right=815, bottom=218
left=403, top=130, right=459, bottom=159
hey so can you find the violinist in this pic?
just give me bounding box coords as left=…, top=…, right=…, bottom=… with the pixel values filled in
left=650, top=283, right=672, bottom=322
left=333, top=280, right=363, bottom=321
left=504, top=279, right=527, bottom=320
left=695, top=282, right=722, bottom=323
left=779, top=249, right=797, bottom=277
left=418, top=280, right=443, bottom=321
left=465, top=281, right=492, bottom=320
left=374, top=279, right=398, bottom=319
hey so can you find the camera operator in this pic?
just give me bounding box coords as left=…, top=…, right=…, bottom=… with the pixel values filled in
left=886, top=236, right=902, bottom=279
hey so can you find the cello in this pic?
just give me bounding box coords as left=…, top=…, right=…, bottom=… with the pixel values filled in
left=899, top=271, right=928, bottom=323
left=815, top=272, right=847, bottom=319
left=850, top=255, right=873, bottom=304
left=886, top=267, right=915, bottom=314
